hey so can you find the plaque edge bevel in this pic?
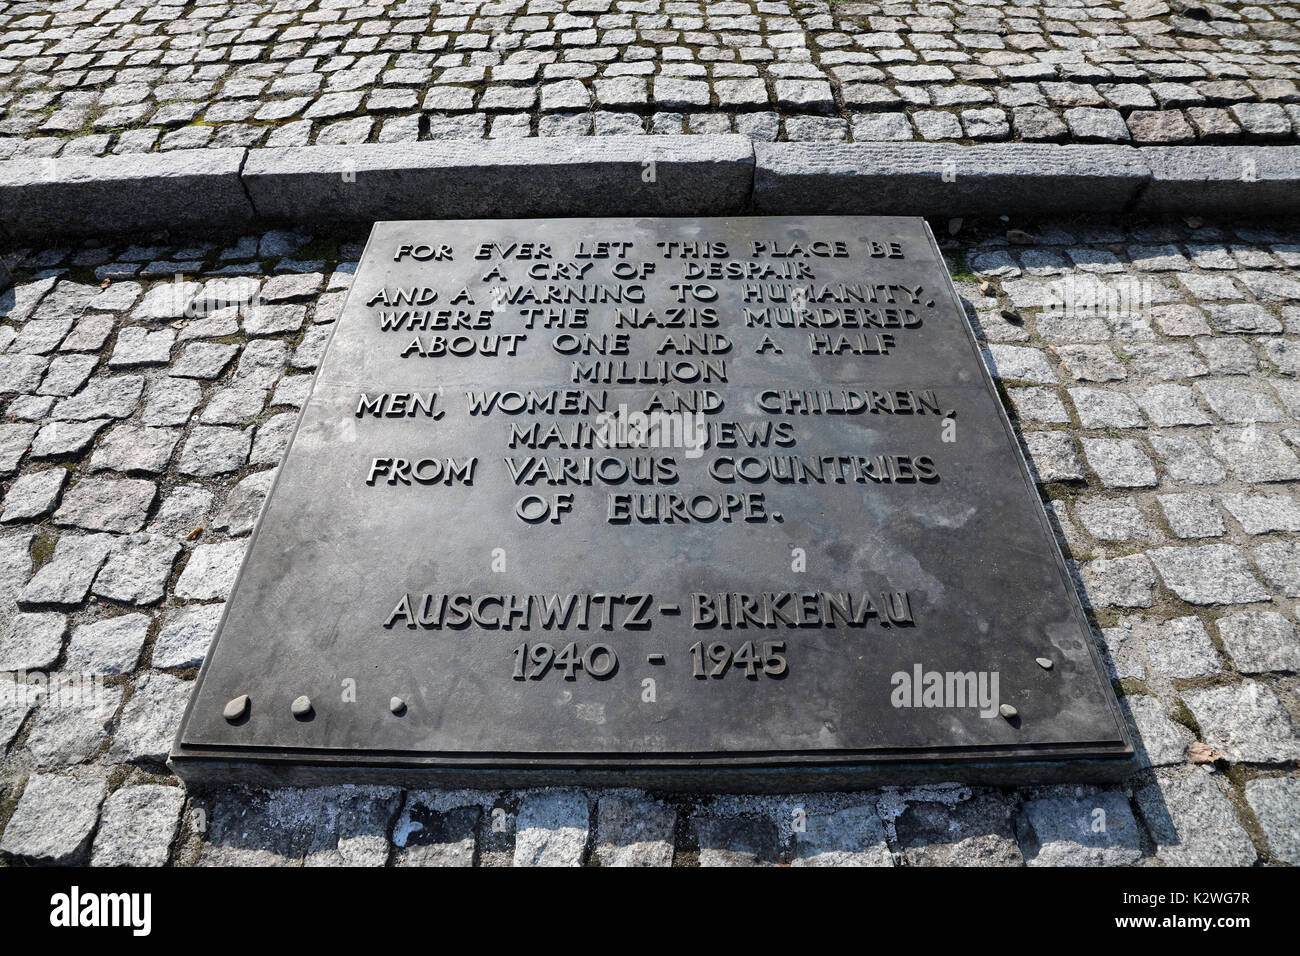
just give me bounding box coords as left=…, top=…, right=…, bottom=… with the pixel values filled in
left=169, top=221, right=389, bottom=761
left=918, top=218, right=1134, bottom=761
left=167, top=749, right=1140, bottom=791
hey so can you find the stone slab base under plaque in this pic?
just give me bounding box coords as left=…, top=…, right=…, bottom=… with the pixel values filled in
left=170, top=215, right=1133, bottom=791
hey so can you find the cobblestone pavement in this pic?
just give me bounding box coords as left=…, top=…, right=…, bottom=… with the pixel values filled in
left=1, top=0, right=1299, bottom=158
left=0, top=215, right=1296, bottom=866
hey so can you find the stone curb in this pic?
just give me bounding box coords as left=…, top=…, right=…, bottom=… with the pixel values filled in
left=242, top=135, right=753, bottom=224
left=1135, top=146, right=1300, bottom=215
left=0, top=142, right=1297, bottom=240
left=0, top=147, right=253, bottom=242
left=753, top=142, right=1149, bottom=217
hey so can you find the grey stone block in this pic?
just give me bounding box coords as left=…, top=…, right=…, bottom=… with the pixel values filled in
left=1245, top=777, right=1299, bottom=865
left=1182, top=681, right=1300, bottom=764
left=513, top=790, right=590, bottom=867
left=174, top=540, right=247, bottom=602
left=392, top=799, right=480, bottom=867
left=693, top=814, right=781, bottom=866
left=0, top=149, right=255, bottom=240
left=21, top=685, right=121, bottom=768
left=754, top=143, right=1148, bottom=217
left=109, top=671, right=192, bottom=764
left=1121, top=694, right=1194, bottom=768
left=1148, top=545, right=1269, bottom=606
left=1137, top=147, right=1300, bottom=215
left=593, top=794, right=676, bottom=867
left=1018, top=790, right=1143, bottom=866
left=0, top=612, right=68, bottom=671
left=791, top=804, right=893, bottom=866
left=895, top=793, right=1023, bottom=866
left=303, top=787, right=402, bottom=867
left=196, top=789, right=304, bottom=866
left=1, top=687, right=34, bottom=752
left=153, top=604, right=224, bottom=670
left=19, top=535, right=115, bottom=608
left=91, top=784, right=187, bottom=867
left=1216, top=611, right=1300, bottom=674
left=0, top=772, right=108, bottom=864
left=64, top=614, right=150, bottom=675
left=197, top=786, right=399, bottom=867
left=54, top=477, right=156, bottom=534
left=242, top=137, right=754, bottom=222
left=1135, top=770, right=1257, bottom=867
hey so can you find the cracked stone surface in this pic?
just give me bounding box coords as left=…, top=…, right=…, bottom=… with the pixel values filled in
left=1, top=218, right=1297, bottom=866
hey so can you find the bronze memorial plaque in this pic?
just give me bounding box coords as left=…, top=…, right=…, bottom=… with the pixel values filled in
left=170, top=216, right=1132, bottom=790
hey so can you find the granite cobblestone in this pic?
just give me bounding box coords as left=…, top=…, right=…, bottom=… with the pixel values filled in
left=0, top=0, right=1297, bottom=158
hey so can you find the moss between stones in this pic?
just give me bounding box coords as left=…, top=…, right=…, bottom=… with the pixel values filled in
left=294, top=238, right=340, bottom=262
left=1039, top=481, right=1086, bottom=503
left=29, top=531, right=57, bottom=571
left=1169, top=699, right=1202, bottom=738
left=1116, top=678, right=1150, bottom=699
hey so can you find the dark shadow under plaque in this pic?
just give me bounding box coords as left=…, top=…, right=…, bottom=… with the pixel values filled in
left=170, top=216, right=1133, bottom=790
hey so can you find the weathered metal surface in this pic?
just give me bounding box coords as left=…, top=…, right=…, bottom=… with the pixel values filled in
left=171, top=216, right=1132, bottom=790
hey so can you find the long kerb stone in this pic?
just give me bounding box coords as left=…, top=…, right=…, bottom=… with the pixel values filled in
left=753, top=143, right=1148, bottom=217
left=0, top=148, right=254, bottom=240
left=1136, top=146, right=1300, bottom=216
left=5, top=142, right=1296, bottom=239
left=241, top=136, right=754, bottom=224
